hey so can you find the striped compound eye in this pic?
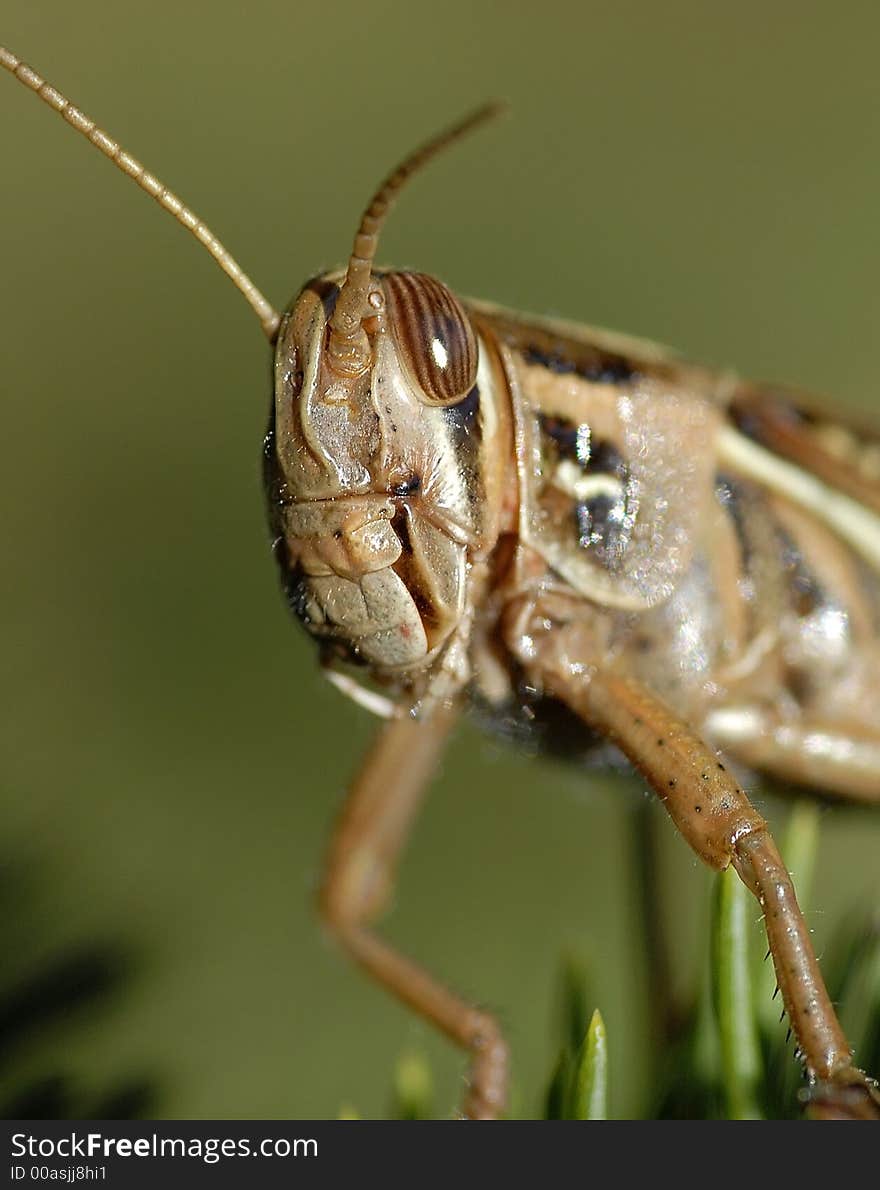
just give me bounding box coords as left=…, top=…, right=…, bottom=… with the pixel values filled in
left=381, top=272, right=478, bottom=406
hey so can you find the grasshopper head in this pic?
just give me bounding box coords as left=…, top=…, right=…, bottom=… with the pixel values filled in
left=264, top=106, right=501, bottom=682
left=266, top=270, right=481, bottom=675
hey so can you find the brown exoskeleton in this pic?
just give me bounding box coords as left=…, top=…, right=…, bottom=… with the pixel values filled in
left=4, top=46, right=879, bottom=1120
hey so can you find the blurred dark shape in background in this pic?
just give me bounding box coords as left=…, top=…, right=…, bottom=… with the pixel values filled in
left=0, top=859, right=157, bottom=1119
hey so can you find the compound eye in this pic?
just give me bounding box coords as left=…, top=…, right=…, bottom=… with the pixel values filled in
left=382, top=272, right=478, bottom=406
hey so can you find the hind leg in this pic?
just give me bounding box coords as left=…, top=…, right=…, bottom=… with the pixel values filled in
left=704, top=705, right=880, bottom=805
left=529, top=642, right=880, bottom=1119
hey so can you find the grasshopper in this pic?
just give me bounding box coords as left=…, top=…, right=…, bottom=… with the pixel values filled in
left=3, top=46, right=879, bottom=1120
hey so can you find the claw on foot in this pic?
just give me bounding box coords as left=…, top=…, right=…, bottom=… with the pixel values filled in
left=461, top=1023, right=509, bottom=1120
left=804, top=1070, right=880, bottom=1120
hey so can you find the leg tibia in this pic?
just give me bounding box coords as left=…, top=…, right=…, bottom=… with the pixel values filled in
left=318, top=710, right=509, bottom=1119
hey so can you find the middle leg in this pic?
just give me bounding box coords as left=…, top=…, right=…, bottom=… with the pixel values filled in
left=318, top=707, right=509, bottom=1119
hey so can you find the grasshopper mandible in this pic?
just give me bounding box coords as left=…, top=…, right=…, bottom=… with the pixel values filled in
left=4, top=46, right=879, bottom=1121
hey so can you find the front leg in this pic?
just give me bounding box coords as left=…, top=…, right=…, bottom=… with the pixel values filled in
left=318, top=706, right=508, bottom=1119
left=529, top=642, right=880, bottom=1119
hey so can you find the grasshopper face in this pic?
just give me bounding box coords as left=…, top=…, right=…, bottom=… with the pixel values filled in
left=266, top=270, right=485, bottom=674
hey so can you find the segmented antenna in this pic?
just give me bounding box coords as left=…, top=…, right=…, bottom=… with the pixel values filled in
left=328, top=101, right=504, bottom=374
left=1, top=46, right=280, bottom=341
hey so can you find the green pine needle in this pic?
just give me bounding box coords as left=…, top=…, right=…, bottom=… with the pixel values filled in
left=543, top=959, right=608, bottom=1119
left=712, top=865, right=764, bottom=1119
left=837, top=913, right=880, bottom=1068
left=569, top=1009, right=608, bottom=1120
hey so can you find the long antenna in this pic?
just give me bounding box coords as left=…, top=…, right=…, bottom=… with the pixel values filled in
left=328, top=101, right=504, bottom=374
left=1, top=46, right=280, bottom=342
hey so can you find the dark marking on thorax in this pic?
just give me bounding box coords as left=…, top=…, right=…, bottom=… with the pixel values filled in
left=522, top=342, right=637, bottom=386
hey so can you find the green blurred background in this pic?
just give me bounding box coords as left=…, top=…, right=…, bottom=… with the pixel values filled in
left=2, top=1, right=879, bottom=1118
